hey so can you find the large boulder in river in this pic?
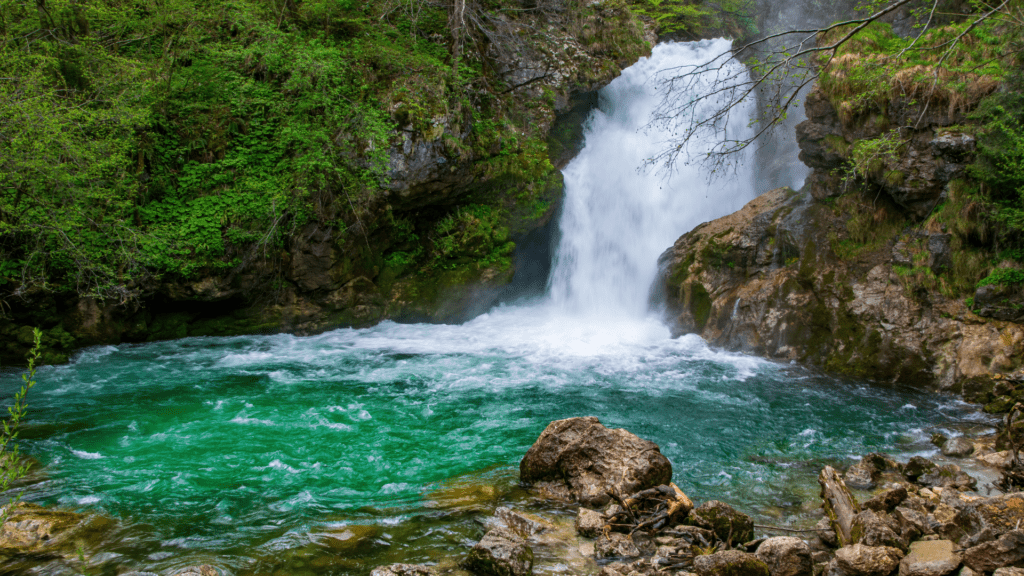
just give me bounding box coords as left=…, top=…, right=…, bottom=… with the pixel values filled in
left=519, top=417, right=672, bottom=507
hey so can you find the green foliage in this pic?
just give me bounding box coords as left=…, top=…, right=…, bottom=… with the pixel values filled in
left=0, top=0, right=457, bottom=300
left=968, top=82, right=1024, bottom=254
left=818, top=8, right=1015, bottom=123
left=977, top=267, right=1024, bottom=288
left=846, top=130, right=904, bottom=182
left=429, top=205, right=514, bottom=272
left=629, top=0, right=756, bottom=38
left=0, top=327, right=41, bottom=524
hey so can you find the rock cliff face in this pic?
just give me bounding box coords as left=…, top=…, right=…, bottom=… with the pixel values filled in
left=660, top=187, right=1023, bottom=390
left=661, top=85, right=1024, bottom=393
left=1, top=6, right=656, bottom=364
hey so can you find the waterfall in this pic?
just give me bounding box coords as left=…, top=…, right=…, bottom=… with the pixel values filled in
left=546, top=40, right=758, bottom=319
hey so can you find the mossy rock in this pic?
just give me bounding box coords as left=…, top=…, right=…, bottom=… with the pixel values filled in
left=984, top=395, right=1017, bottom=414
left=688, top=501, right=755, bottom=545
left=692, top=550, right=769, bottom=576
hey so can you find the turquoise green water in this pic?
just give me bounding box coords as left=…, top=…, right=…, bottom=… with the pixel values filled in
left=0, top=307, right=982, bottom=575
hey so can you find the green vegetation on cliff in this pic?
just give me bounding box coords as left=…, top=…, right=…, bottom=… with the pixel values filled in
left=0, top=0, right=662, bottom=305
left=812, top=1, right=1024, bottom=302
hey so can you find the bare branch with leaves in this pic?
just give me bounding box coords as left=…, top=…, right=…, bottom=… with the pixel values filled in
left=642, top=0, right=1021, bottom=176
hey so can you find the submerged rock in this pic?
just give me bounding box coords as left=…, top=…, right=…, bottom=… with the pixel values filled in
left=463, top=527, right=534, bottom=576
left=172, top=567, right=221, bottom=576
left=371, top=564, right=435, bottom=576
left=519, top=417, right=672, bottom=507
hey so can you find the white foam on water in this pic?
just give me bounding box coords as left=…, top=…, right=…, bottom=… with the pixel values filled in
left=71, top=449, right=104, bottom=460
left=230, top=413, right=276, bottom=426
left=267, top=459, right=301, bottom=474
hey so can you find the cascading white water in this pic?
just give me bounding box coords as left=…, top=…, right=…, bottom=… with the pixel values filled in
left=546, top=40, right=758, bottom=319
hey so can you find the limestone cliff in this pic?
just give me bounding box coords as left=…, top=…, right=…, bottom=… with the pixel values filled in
left=661, top=187, right=1023, bottom=392
left=661, top=82, right=1024, bottom=399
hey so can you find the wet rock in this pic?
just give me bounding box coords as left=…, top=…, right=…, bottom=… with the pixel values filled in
left=816, top=518, right=839, bottom=548
left=755, top=537, right=813, bottom=576
left=371, top=564, right=434, bottom=576
left=494, top=507, right=551, bottom=537
left=854, top=510, right=905, bottom=550
left=667, top=525, right=717, bottom=547
left=863, top=486, right=908, bottom=513
left=993, top=569, right=1024, bottom=576
left=520, top=417, right=672, bottom=507
left=171, top=568, right=220, bottom=576
left=973, top=284, right=1024, bottom=323
left=917, top=465, right=976, bottom=491
left=898, top=540, right=960, bottom=576
left=977, top=450, right=1014, bottom=469
left=693, top=550, right=770, bottom=576
left=926, top=234, right=953, bottom=274
left=0, top=503, right=111, bottom=558
left=961, top=530, right=1024, bottom=573
left=595, top=533, right=642, bottom=559
left=830, top=544, right=905, bottom=576
left=689, top=501, right=755, bottom=545
left=904, top=458, right=937, bottom=483
left=940, top=438, right=974, bottom=458
left=957, top=567, right=978, bottom=576
left=576, top=508, right=606, bottom=537
left=893, top=507, right=931, bottom=543
left=840, top=455, right=896, bottom=491
left=464, top=528, right=534, bottom=576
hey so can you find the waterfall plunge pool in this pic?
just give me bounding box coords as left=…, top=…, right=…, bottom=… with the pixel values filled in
left=0, top=41, right=992, bottom=576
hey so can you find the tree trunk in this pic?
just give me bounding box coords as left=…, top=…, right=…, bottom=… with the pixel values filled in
left=818, top=465, right=860, bottom=546
left=449, top=0, right=465, bottom=73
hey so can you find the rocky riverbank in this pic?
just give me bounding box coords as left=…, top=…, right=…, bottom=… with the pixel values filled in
left=366, top=417, right=1024, bottom=576
left=3, top=416, right=1022, bottom=576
